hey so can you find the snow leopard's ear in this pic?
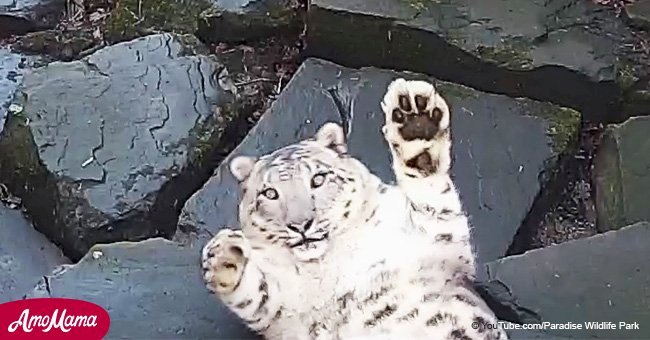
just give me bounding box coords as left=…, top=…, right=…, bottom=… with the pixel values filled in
left=315, top=122, right=347, bottom=155
left=230, top=156, right=257, bottom=183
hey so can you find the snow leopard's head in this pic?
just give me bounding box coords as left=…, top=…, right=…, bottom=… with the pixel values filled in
left=229, top=122, right=372, bottom=261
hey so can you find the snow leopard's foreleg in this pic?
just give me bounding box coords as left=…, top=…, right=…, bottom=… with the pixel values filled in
left=380, top=78, right=475, bottom=279
left=201, top=229, right=282, bottom=334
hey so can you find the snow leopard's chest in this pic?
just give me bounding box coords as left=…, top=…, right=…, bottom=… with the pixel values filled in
left=299, top=186, right=434, bottom=308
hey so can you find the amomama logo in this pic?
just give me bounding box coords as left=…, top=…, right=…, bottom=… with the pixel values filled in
left=0, top=298, right=110, bottom=339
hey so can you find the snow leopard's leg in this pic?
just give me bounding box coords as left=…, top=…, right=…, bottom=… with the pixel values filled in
left=202, top=229, right=282, bottom=333
left=380, top=78, right=475, bottom=278
left=380, top=79, right=509, bottom=340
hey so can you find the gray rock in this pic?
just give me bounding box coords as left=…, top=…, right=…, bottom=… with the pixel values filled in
left=0, top=47, right=24, bottom=135
left=0, top=204, right=70, bottom=303
left=0, top=33, right=247, bottom=260
left=306, top=0, right=650, bottom=122
left=593, top=116, right=650, bottom=232
left=175, top=57, right=580, bottom=264
left=627, top=0, right=650, bottom=31
left=485, top=221, right=650, bottom=339
left=27, top=238, right=258, bottom=339
left=0, top=0, right=64, bottom=37
left=197, top=0, right=301, bottom=43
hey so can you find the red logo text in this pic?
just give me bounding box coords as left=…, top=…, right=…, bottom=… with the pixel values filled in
left=0, top=298, right=110, bottom=339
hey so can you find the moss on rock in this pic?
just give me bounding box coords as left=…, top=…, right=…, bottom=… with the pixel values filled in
left=105, top=0, right=211, bottom=43
left=539, top=105, right=582, bottom=155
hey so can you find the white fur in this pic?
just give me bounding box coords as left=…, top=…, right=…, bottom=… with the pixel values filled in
left=202, top=79, right=508, bottom=340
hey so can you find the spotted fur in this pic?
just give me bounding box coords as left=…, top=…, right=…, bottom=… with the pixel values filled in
left=201, top=79, right=508, bottom=340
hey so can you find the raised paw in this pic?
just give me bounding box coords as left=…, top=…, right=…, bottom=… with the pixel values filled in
left=201, top=229, right=250, bottom=295
left=380, top=78, right=452, bottom=177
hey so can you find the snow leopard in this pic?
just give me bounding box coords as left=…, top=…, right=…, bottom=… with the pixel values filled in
left=201, top=78, right=508, bottom=340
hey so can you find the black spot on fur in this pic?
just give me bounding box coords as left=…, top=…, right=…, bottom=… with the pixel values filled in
left=271, top=309, right=283, bottom=322
left=473, top=316, right=489, bottom=333
left=435, top=233, right=453, bottom=242
left=364, top=304, right=397, bottom=327
left=365, top=207, right=377, bottom=223
left=442, top=183, right=452, bottom=193
left=449, top=328, right=472, bottom=340
left=343, top=211, right=350, bottom=218
left=398, top=308, right=419, bottom=322
left=309, top=322, right=325, bottom=337
left=440, top=208, right=455, bottom=215
left=337, top=292, right=354, bottom=310
left=379, top=186, right=388, bottom=194
left=259, top=280, right=267, bottom=293
left=206, top=251, right=215, bottom=259
left=425, top=312, right=457, bottom=327
left=235, top=299, right=253, bottom=309
left=406, top=152, right=438, bottom=176
left=452, top=294, right=478, bottom=306
left=266, top=234, right=275, bottom=240
left=222, top=261, right=237, bottom=270
left=345, top=200, right=352, bottom=208
left=363, top=286, right=392, bottom=304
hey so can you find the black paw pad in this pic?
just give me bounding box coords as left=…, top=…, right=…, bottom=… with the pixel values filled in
left=398, top=95, right=411, bottom=111
left=405, top=151, right=438, bottom=176
left=414, top=95, right=428, bottom=111
left=399, top=113, right=442, bottom=141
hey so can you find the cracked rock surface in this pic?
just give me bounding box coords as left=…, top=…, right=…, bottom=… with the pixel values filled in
left=27, top=238, right=257, bottom=339
left=593, top=116, right=650, bottom=232
left=306, top=0, right=650, bottom=122
left=0, top=0, right=64, bottom=38
left=483, top=221, right=650, bottom=339
left=0, top=204, right=70, bottom=303
left=176, top=57, right=580, bottom=264
left=0, top=33, right=243, bottom=260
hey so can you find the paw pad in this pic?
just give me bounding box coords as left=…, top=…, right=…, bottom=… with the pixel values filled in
left=382, top=79, right=450, bottom=142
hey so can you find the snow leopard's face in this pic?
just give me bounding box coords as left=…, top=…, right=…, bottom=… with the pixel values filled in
left=229, top=123, right=370, bottom=261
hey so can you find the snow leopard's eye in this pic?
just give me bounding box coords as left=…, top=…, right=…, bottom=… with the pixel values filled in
left=311, top=173, right=327, bottom=188
left=261, top=188, right=279, bottom=200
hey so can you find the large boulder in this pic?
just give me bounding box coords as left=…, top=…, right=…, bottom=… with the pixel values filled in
left=27, top=238, right=258, bottom=339
left=306, top=0, right=650, bottom=122
left=483, top=221, right=650, bottom=339
left=197, top=0, right=302, bottom=43
left=0, top=204, right=70, bottom=303
left=593, top=116, right=650, bottom=232
left=0, top=0, right=64, bottom=37
left=175, top=57, right=580, bottom=264
left=0, top=33, right=250, bottom=260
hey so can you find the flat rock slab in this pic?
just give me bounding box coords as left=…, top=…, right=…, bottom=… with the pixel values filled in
left=0, top=33, right=244, bottom=260
left=197, top=0, right=301, bottom=43
left=0, top=205, right=70, bottom=303
left=306, top=0, right=650, bottom=122
left=27, top=238, right=258, bottom=339
left=484, top=221, right=650, bottom=339
left=0, top=47, right=25, bottom=135
left=0, top=0, right=64, bottom=37
left=627, top=1, right=650, bottom=31
left=593, top=116, right=650, bottom=232
left=176, top=57, right=580, bottom=264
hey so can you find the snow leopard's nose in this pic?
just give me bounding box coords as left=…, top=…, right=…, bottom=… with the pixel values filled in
left=287, top=219, right=314, bottom=234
